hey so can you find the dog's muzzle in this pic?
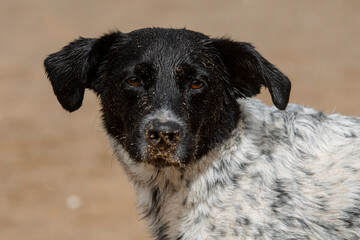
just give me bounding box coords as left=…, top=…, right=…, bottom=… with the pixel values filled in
left=145, top=119, right=183, bottom=167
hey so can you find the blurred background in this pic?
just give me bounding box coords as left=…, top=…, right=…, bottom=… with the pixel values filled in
left=0, top=0, right=359, bottom=239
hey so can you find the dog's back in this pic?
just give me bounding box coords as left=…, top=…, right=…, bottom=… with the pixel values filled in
left=209, top=99, right=360, bottom=239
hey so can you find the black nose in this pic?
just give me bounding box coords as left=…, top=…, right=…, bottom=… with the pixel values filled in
left=146, top=120, right=182, bottom=148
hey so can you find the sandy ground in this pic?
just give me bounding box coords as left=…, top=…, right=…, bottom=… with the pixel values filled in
left=0, top=0, right=359, bottom=239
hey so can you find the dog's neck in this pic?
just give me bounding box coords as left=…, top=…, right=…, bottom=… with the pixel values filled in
left=109, top=133, right=243, bottom=239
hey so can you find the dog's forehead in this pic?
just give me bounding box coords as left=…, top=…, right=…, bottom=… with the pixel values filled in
left=126, top=28, right=210, bottom=58
left=128, top=28, right=209, bottom=44
left=118, top=28, right=219, bottom=82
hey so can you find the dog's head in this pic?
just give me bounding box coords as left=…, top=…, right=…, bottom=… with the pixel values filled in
left=44, top=28, right=290, bottom=168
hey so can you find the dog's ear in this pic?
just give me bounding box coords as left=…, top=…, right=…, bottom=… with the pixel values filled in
left=211, top=38, right=291, bottom=110
left=44, top=32, right=125, bottom=112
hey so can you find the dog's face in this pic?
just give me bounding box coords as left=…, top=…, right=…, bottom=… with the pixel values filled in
left=44, top=28, right=291, bottom=168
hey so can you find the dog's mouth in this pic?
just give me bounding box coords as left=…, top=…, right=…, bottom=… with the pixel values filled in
left=144, top=145, right=184, bottom=168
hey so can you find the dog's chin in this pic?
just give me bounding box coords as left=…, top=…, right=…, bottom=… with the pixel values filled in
left=144, top=151, right=185, bottom=168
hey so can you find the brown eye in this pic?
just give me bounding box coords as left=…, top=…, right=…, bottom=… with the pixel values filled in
left=190, top=80, right=204, bottom=89
left=126, top=77, right=141, bottom=86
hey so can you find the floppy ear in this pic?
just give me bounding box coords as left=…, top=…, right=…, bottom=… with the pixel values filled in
left=44, top=32, right=124, bottom=112
left=212, top=38, right=291, bottom=110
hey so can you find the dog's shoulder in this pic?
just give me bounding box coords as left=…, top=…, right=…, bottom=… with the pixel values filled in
left=237, top=98, right=360, bottom=144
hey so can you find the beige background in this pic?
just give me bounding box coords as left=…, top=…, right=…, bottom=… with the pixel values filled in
left=1, top=0, right=359, bottom=239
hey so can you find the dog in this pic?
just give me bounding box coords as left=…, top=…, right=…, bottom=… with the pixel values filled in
left=44, top=28, right=360, bottom=240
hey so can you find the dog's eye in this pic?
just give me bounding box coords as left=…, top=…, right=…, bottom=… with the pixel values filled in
left=126, top=77, right=141, bottom=87
left=190, top=80, right=205, bottom=90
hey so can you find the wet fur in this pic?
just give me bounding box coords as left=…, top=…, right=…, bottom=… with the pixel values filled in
left=44, top=28, right=360, bottom=239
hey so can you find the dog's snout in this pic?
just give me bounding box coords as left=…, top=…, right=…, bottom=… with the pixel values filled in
left=146, top=120, right=182, bottom=147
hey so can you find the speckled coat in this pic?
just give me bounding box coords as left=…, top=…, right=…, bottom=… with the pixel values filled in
left=111, top=98, right=360, bottom=240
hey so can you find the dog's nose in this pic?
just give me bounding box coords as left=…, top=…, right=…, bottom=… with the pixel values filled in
left=146, top=120, right=182, bottom=148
